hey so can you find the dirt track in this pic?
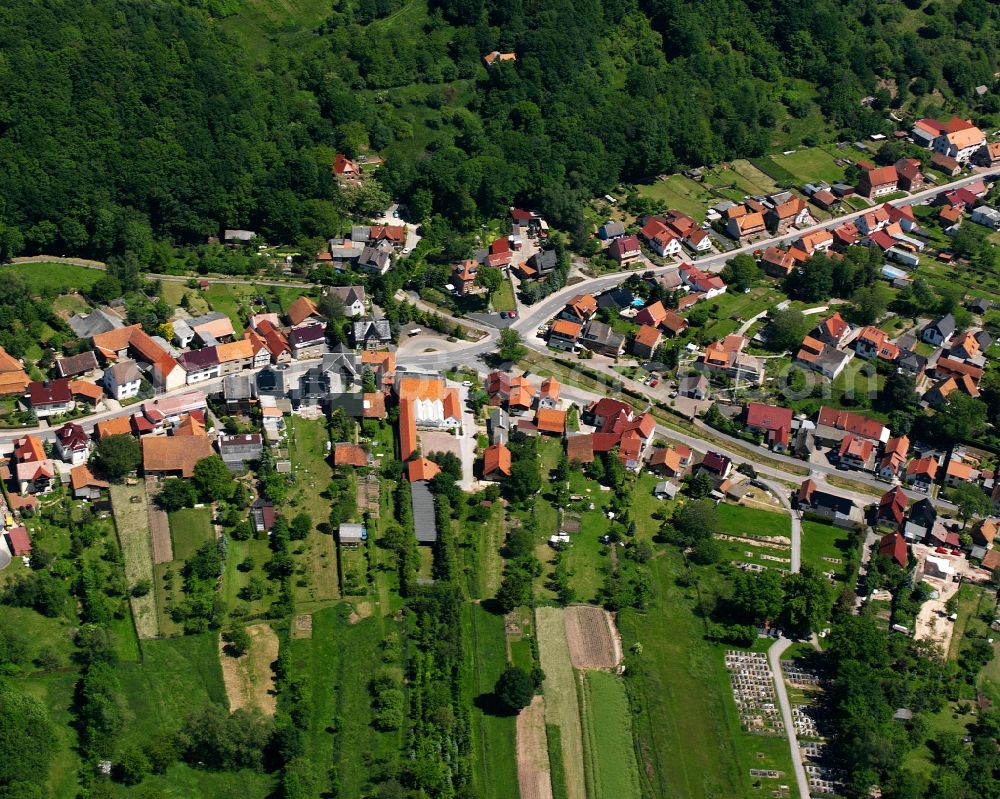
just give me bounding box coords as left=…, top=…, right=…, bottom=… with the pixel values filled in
left=517, top=695, right=554, bottom=799
left=564, top=605, right=623, bottom=670
left=219, top=623, right=278, bottom=715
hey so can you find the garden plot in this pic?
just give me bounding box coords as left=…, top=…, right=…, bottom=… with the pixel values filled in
left=219, top=623, right=278, bottom=715
left=564, top=605, right=622, bottom=670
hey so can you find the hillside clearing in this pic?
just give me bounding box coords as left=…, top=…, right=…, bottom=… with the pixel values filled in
left=219, top=623, right=279, bottom=715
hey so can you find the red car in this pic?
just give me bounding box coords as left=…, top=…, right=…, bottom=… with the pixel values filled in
left=951, top=549, right=962, bottom=556
left=935, top=546, right=948, bottom=554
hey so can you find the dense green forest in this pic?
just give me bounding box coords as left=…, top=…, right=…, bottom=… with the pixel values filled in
left=0, top=0, right=998, bottom=256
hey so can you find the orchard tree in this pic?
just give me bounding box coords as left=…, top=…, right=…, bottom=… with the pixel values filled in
left=766, top=308, right=809, bottom=352
left=494, top=665, right=536, bottom=712
left=193, top=456, right=235, bottom=502
left=156, top=479, right=197, bottom=511
left=92, top=434, right=141, bottom=480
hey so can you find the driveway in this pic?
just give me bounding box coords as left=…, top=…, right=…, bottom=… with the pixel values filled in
left=768, top=637, right=812, bottom=799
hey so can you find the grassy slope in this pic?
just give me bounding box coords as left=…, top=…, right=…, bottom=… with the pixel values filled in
left=716, top=502, right=791, bottom=539
left=0, top=262, right=102, bottom=294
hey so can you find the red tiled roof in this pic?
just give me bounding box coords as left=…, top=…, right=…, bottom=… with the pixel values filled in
left=483, top=443, right=512, bottom=477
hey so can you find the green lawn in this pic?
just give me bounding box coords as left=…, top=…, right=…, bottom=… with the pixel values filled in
left=284, top=416, right=340, bottom=609
left=1, top=262, right=103, bottom=295
left=701, top=160, right=781, bottom=201
left=169, top=507, right=215, bottom=562
left=292, top=604, right=403, bottom=797
left=637, top=174, right=715, bottom=221
left=118, top=634, right=228, bottom=739
left=19, top=672, right=81, bottom=798
left=800, top=519, right=855, bottom=580
left=580, top=671, right=642, bottom=799
left=716, top=503, right=791, bottom=539
left=618, top=554, right=748, bottom=799
left=491, top=278, right=517, bottom=312
left=767, top=147, right=848, bottom=185
left=461, top=603, right=520, bottom=799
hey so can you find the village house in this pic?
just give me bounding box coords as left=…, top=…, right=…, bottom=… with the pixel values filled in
left=837, top=434, right=876, bottom=471
left=814, top=312, right=851, bottom=348
left=597, top=220, right=625, bottom=240
left=814, top=406, right=890, bottom=446
left=91, top=325, right=185, bottom=391
left=879, top=532, right=908, bottom=568
left=697, top=335, right=764, bottom=385
left=217, top=433, right=264, bottom=472
left=579, top=321, right=625, bottom=357
left=678, top=373, right=709, bottom=399
left=933, top=118, right=986, bottom=163
left=974, top=141, right=1000, bottom=168
left=944, top=458, right=978, bottom=487
left=70, top=464, right=109, bottom=501
left=333, top=153, right=360, bottom=179
left=353, top=319, right=392, bottom=351
left=288, top=324, right=328, bottom=360
left=539, top=376, right=560, bottom=409
left=858, top=165, right=898, bottom=199
left=679, top=264, right=727, bottom=299
left=877, top=435, right=910, bottom=480
left=632, top=324, right=662, bottom=360
left=548, top=319, right=582, bottom=352
left=13, top=434, right=54, bottom=495
left=608, top=234, right=642, bottom=265
left=922, top=313, right=956, bottom=347
left=876, top=486, right=908, bottom=528
left=853, top=326, right=900, bottom=362
left=797, top=479, right=863, bottom=528
left=639, top=219, right=682, bottom=257
left=972, top=206, right=1000, bottom=231
left=795, top=335, right=851, bottom=380
left=894, top=158, right=924, bottom=192
left=765, top=196, right=810, bottom=233
left=905, top=456, right=938, bottom=492
left=323, top=285, right=366, bottom=317
left=28, top=379, right=74, bottom=418
left=54, top=422, right=90, bottom=466
left=0, top=346, right=30, bottom=397
left=725, top=209, right=766, bottom=241
left=482, top=442, right=512, bottom=480
left=452, top=260, right=480, bottom=296
left=55, top=351, right=99, bottom=379
left=103, top=359, right=142, bottom=401
left=760, top=246, right=796, bottom=278
left=177, top=348, right=220, bottom=385
left=287, top=296, right=323, bottom=328
left=744, top=402, right=793, bottom=452
left=698, top=451, right=732, bottom=480
left=395, top=374, right=462, bottom=461
left=560, top=294, right=599, bottom=324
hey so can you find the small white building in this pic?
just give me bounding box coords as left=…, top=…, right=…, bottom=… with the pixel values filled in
left=971, top=206, right=1000, bottom=231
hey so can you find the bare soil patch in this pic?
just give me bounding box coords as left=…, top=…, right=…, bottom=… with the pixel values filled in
left=564, top=605, right=623, bottom=670
left=110, top=483, right=158, bottom=639
left=357, top=474, right=381, bottom=518
left=219, top=623, right=279, bottom=716
left=517, top=695, right=554, bottom=799
left=292, top=614, right=313, bottom=639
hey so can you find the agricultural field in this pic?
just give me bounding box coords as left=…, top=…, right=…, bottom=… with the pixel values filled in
left=701, top=160, right=781, bottom=202
left=580, top=671, right=642, bottom=799
left=110, top=482, right=158, bottom=639
left=536, top=607, right=587, bottom=799
left=518, top=696, right=554, bottom=799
